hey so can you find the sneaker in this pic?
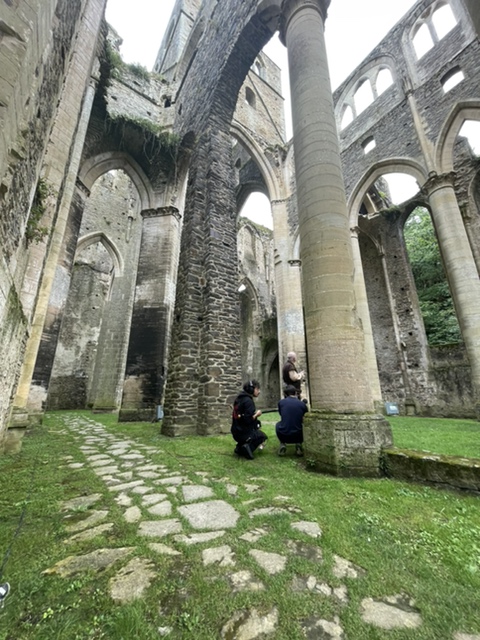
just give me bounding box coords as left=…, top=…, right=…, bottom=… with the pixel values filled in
left=278, top=444, right=287, bottom=456
left=0, top=583, right=10, bottom=607
left=241, top=443, right=254, bottom=460
left=295, top=444, right=304, bottom=457
left=234, top=444, right=241, bottom=456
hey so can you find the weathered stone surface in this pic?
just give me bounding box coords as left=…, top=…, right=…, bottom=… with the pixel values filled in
left=228, top=570, right=265, bottom=592
left=109, top=557, right=156, bottom=603
left=361, top=595, right=422, bottom=629
left=221, top=607, right=279, bottom=640
left=286, top=540, right=323, bottom=562
left=148, top=543, right=181, bottom=556
left=291, top=521, right=322, bottom=538
left=299, top=616, right=344, bottom=639
left=202, top=545, right=235, bottom=567
left=239, top=528, right=268, bottom=543
left=178, top=501, right=239, bottom=530
left=147, top=501, right=172, bottom=517
left=174, top=531, right=226, bottom=545
left=61, top=494, right=102, bottom=511
left=43, top=548, right=134, bottom=577
left=138, top=520, right=183, bottom=538
left=332, top=555, right=365, bottom=579
left=249, top=507, right=288, bottom=518
left=142, top=493, right=168, bottom=506
left=249, top=550, right=287, bottom=575
left=65, top=523, right=114, bottom=543
left=65, top=510, right=109, bottom=532
left=124, top=506, right=142, bottom=523
left=182, top=484, right=214, bottom=502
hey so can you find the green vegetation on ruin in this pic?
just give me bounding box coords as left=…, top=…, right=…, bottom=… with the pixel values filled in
left=0, top=411, right=478, bottom=639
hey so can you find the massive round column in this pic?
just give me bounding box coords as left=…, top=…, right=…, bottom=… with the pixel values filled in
left=280, top=0, right=373, bottom=413
left=280, top=0, right=392, bottom=475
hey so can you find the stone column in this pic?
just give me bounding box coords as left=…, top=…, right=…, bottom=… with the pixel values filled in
left=119, top=206, right=181, bottom=422
left=280, top=0, right=392, bottom=475
left=10, top=62, right=102, bottom=426
left=425, top=172, right=480, bottom=409
left=350, top=227, right=382, bottom=407
left=162, top=127, right=241, bottom=436
left=271, top=198, right=307, bottom=393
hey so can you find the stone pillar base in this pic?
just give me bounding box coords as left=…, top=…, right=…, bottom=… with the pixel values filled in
left=3, top=426, right=28, bottom=454
left=118, top=409, right=155, bottom=423
left=91, top=406, right=118, bottom=414
left=304, top=412, right=393, bottom=477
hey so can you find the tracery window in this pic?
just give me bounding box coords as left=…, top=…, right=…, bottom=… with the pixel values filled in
left=412, top=1, right=457, bottom=59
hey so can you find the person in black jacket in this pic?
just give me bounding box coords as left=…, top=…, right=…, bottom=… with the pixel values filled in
left=231, top=380, right=268, bottom=460
left=276, top=385, right=308, bottom=456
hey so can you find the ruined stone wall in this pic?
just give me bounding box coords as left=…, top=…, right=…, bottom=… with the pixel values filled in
left=0, top=0, right=104, bottom=443
left=327, top=0, right=480, bottom=416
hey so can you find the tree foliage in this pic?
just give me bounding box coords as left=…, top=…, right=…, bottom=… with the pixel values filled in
left=404, top=207, right=462, bottom=345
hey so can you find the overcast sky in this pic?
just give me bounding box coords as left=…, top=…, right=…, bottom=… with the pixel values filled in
left=105, top=0, right=418, bottom=91
left=104, top=0, right=479, bottom=225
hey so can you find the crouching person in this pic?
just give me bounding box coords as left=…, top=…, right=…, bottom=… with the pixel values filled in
left=276, top=385, right=308, bottom=456
left=231, top=380, right=268, bottom=460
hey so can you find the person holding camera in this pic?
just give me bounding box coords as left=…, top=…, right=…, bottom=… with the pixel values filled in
left=231, top=380, right=268, bottom=460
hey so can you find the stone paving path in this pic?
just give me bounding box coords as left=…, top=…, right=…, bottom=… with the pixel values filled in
left=42, top=414, right=478, bottom=639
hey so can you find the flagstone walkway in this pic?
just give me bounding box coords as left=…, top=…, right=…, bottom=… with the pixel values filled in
left=42, top=414, right=478, bottom=639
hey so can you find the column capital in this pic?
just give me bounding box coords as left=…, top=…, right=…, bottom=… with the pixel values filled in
left=141, top=206, right=181, bottom=221
left=280, top=0, right=330, bottom=44
left=421, top=171, right=456, bottom=197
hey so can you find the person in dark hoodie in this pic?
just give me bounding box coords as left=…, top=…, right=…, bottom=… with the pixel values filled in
left=231, top=380, right=268, bottom=460
left=276, top=384, right=308, bottom=456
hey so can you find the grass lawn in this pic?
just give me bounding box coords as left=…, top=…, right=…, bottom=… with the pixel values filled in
left=0, top=410, right=478, bottom=639
left=387, top=415, right=480, bottom=459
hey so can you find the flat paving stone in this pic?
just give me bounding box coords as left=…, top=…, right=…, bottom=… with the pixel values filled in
left=361, top=595, right=422, bottom=629
left=286, top=540, right=323, bottom=562
left=68, top=463, right=85, bottom=469
left=333, top=555, right=365, bottom=579
left=65, top=523, right=114, bottom=543
left=226, top=484, right=238, bottom=496
left=43, top=547, right=134, bottom=577
left=300, top=616, right=344, bottom=639
left=61, top=494, right=102, bottom=512
left=137, top=471, right=160, bottom=479
left=454, top=635, right=480, bottom=640
left=142, top=493, right=168, bottom=506
left=221, top=607, right=278, bottom=640
left=239, top=528, right=268, bottom=543
left=138, top=520, right=183, bottom=538
left=131, top=485, right=153, bottom=495
left=228, top=570, right=265, bottom=592
left=178, top=500, right=239, bottom=530
left=108, top=480, right=145, bottom=493
left=174, top=531, right=226, bottom=545
left=109, top=557, right=156, bottom=603
left=147, top=501, right=172, bottom=517
left=249, top=549, right=287, bottom=575
left=90, top=458, right=115, bottom=467
left=155, top=476, right=187, bottom=486
left=202, top=545, right=235, bottom=567
left=182, top=485, right=214, bottom=502
left=94, top=466, right=120, bottom=476
left=115, top=493, right=132, bottom=507
left=148, top=543, right=181, bottom=556
left=124, top=506, right=142, bottom=523
left=65, top=510, right=109, bottom=533
left=291, top=520, right=322, bottom=538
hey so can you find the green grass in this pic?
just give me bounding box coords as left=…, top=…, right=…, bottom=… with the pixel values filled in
left=0, top=411, right=479, bottom=639
left=387, top=416, right=480, bottom=459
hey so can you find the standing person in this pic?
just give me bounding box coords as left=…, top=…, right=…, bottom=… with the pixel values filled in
left=231, top=380, right=268, bottom=460
left=276, top=385, right=308, bottom=456
left=282, top=352, right=305, bottom=398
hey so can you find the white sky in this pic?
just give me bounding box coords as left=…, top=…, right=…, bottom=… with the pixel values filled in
left=105, top=0, right=479, bottom=228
